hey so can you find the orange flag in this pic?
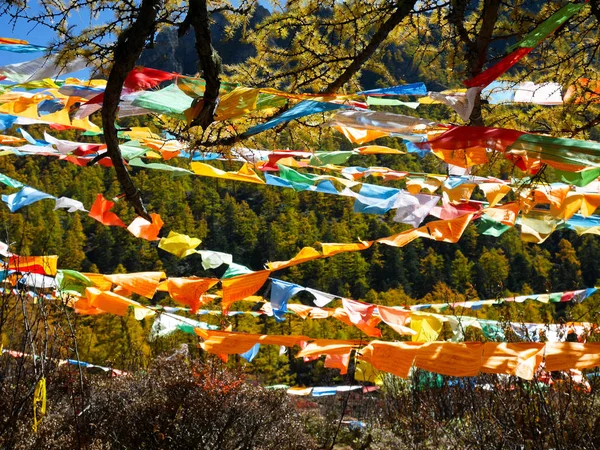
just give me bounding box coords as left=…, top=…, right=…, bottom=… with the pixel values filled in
left=194, top=329, right=309, bottom=354
left=480, top=343, right=544, bottom=380
left=544, top=342, right=600, bottom=371
left=320, top=241, right=373, bottom=257
left=334, top=125, right=390, bottom=144
left=442, top=183, right=477, bottom=204
left=88, top=194, right=126, bottom=227
left=340, top=298, right=382, bottom=337
left=414, top=342, right=483, bottom=377
left=478, top=183, right=512, bottom=206
left=376, top=227, right=428, bottom=247
left=127, top=213, right=163, bottom=241
left=220, top=270, right=271, bottom=311
left=420, top=213, right=474, bottom=243
left=8, top=255, right=58, bottom=276
left=167, top=277, right=219, bottom=313
left=267, top=247, right=322, bottom=270
left=297, top=340, right=360, bottom=358
left=286, top=303, right=334, bottom=319
left=482, top=202, right=520, bottom=226
left=82, top=273, right=113, bottom=291
left=358, top=341, right=424, bottom=378
left=325, top=353, right=351, bottom=374
left=104, top=271, right=165, bottom=298
left=377, top=306, right=415, bottom=335
left=71, top=297, right=104, bottom=315
left=581, top=193, right=600, bottom=216
left=85, top=287, right=155, bottom=319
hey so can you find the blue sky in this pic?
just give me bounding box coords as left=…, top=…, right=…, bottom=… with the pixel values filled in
left=0, top=4, right=118, bottom=81
left=0, top=15, right=53, bottom=66
left=0, top=4, right=110, bottom=67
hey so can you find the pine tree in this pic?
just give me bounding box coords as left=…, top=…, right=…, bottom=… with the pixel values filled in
left=450, top=250, right=475, bottom=294
left=60, top=214, right=87, bottom=271
left=474, top=248, right=509, bottom=298
left=551, top=239, right=583, bottom=291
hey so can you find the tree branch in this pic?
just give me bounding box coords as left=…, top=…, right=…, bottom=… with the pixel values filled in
left=179, top=0, right=222, bottom=130
left=322, top=0, right=417, bottom=94
left=101, top=0, right=162, bottom=221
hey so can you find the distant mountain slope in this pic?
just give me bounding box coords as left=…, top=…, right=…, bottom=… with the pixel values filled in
left=139, top=5, right=270, bottom=75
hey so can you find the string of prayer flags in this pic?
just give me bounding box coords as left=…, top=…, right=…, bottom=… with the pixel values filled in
left=3, top=348, right=128, bottom=377
left=464, top=2, right=584, bottom=88
left=424, top=125, right=600, bottom=174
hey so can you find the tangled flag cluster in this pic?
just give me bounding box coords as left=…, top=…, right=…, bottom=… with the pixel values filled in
left=2, top=1, right=600, bottom=383
left=3, top=250, right=600, bottom=380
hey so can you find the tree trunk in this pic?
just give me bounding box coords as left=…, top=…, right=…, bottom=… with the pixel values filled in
left=179, top=0, right=222, bottom=130
left=449, top=0, right=501, bottom=126
left=101, top=0, right=162, bottom=221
